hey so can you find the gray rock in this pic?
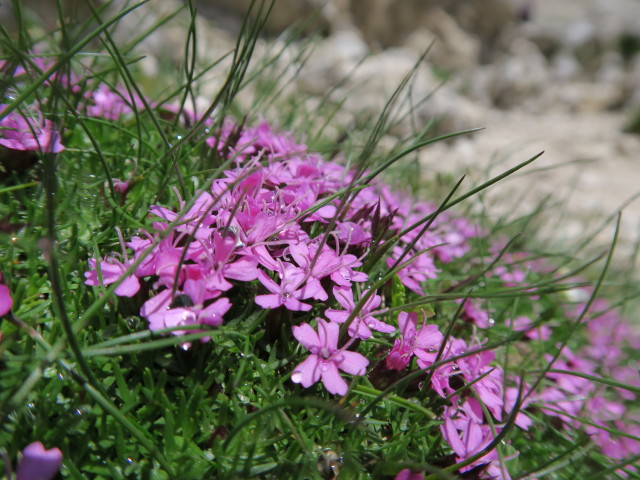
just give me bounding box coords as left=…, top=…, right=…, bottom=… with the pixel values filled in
left=469, top=38, right=550, bottom=109
left=552, top=51, right=583, bottom=81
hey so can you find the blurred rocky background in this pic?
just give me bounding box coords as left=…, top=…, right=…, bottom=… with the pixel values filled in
left=4, top=0, right=640, bottom=261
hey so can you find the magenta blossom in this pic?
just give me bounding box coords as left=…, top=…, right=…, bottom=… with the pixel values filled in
left=16, top=441, right=63, bottom=480
left=291, top=319, right=369, bottom=395
left=0, top=105, right=65, bottom=153
left=84, top=257, right=140, bottom=297
left=441, top=408, right=509, bottom=479
left=112, top=178, right=130, bottom=194
left=386, top=246, right=438, bottom=296
left=0, top=273, right=12, bottom=316
left=385, top=311, right=443, bottom=371
left=512, top=315, right=551, bottom=341
left=140, top=285, right=231, bottom=336
left=85, top=83, right=149, bottom=120
left=457, top=298, right=491, bottom=329
left=394, top=469, right=425, bottom=480
left=325, top=286, right=394, bottom=340
left=255, top=265, right=313, bottom=312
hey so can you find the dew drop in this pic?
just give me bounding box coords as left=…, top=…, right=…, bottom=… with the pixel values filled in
left=321, top=362, right=329, bottom=372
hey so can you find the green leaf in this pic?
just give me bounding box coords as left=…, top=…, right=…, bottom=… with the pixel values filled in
left=391, top=274, right=406, bottom=323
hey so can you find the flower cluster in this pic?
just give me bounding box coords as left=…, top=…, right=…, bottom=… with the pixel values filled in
left=84, top=118, right=479, bottom=374
left=0, top=53, right=158, bottom=160
left=83, top=118, right=640, bottom=478
left=3, top=35, right=638, bottom=480
left=534, top=296, right=640, bottom=465
left=0, top=104, right=65, bottom=154
left=0, top=57, right=67, bottom=155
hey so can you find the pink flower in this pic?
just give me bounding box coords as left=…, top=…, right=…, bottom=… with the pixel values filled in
left=85, top=84, right=148, bottom=120
left=112, top=178, right=130, bottom=194
left=291, top=319, right=369, bottom=395
left=504, top=386, right=533, bottom=431
left=288, top=241, right=343, bottom=301
left=394, top=469, right=424, bottom=480
left=84, top=257, right=140, bottom=297
left=0, top=105, right=65, bottom=153
left=255, top=266, right=313, bottom=312
left=441, top=408, right=509, bottom=479
left=16, top=441, right=63, bottom=480
left=457, top=298, right=491, bottom=329
left=197, top=231, right=260, bottom=291
left=141, top=286, right=231, bottom=336
left=456, top=348, right=505, bottom=422
left=0, top=273, right=12, bottom=316
left=385, top=311, right=443, bottom=370
left=512, top=315, right=551, bottom=341
left=325, top=286, right=394, bottom=340
left=386, top=247, right=438, bottom=296
left=334, top=221, right=371, bottom=246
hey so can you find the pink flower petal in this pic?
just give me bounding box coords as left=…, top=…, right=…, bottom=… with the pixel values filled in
left=224, top=257, right=259, bottom=281
left=255, top=293, right=282, bottom=309
left=114, top=274, right=140, bottom=297
left=325, top=309, right=349, bottom=324
left=397, top=311, right=416, bottom=338
left=140, top=289, right=172, bottom=318
left=464, top=420, right=484, bottom=455
left=0, top=283, right=12, bottom=316
left=16, top=441, right=63, bottom=480
left=200, top=297, right=232, bottom=326
left=332, top=286, right=355, bottom=310
left=415, top=324, right=443, bottom=349
left=293, top=323, right=321, bottom=351
left=442, top=416, right=467, bottom=458
left=256, top=270, right=280, bottom=294
left=335, top=350, right=369, bottom=376
left=317, top=319, right=339, bottom=350
left=283, top=297, right=312, bottom=311
left=291, top=354, right=321, bottom=388
left=320, top=361, right=348, bottom=395
left=299, top=277, right=328, bottom=301
left=394, top=469, right=425, bottom=480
